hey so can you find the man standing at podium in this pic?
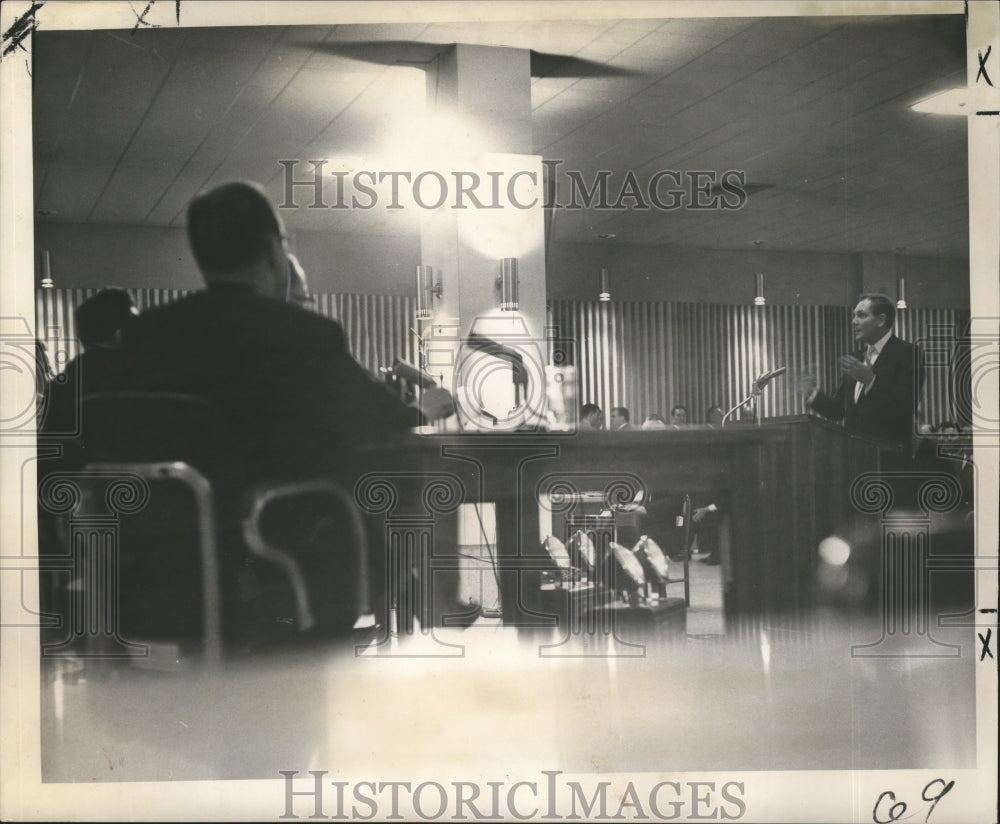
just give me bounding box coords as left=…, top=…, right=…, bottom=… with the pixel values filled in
left=797, top=293, right=924, bottom=451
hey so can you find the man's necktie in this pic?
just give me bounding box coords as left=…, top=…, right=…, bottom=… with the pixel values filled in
left=855, top=346, right=874, bottom=402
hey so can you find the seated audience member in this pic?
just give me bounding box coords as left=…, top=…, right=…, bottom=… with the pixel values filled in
left=610, top=406, right=631, bottom=431
left=120, top=180, right=452, bottom=482
left=706, top=405, right=725, bottom=428
left=670, top=404, right=688, bottom=428
left=114, top=181, right=456, bottom=639
left=42, top=288, right=138, bottom=438
left=933, top=421, right=973, bottom=511
left=580, top=403, right=604, bottom=430
left=37, top=291, right=139, bottom=633
left=641, top=413, right=667, bottom=430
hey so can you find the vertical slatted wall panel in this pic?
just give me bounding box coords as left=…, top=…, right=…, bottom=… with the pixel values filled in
left=318, top=293, right=416, bottom=374
left=549, top=300, right=965, bottom=427
left=616, top=301, right=672, bottom=421
left=36, top=290, right=965, bottom=426
left=37, top=289, right=415, bottom=378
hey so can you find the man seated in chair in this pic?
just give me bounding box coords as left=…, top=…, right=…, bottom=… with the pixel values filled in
left=42, top=288, right=139, bottom=440
left=120, top=180, right=452, bottom=479
left=117, top=180, right=456, bottom=641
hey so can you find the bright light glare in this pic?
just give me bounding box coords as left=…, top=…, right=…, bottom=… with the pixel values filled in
left=911, top=88, right=968, bottom=116
left=818, top=536, right=851, bottom=566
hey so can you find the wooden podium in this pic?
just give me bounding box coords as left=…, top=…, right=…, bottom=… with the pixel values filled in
left=352, top=415, right=885, bottom=627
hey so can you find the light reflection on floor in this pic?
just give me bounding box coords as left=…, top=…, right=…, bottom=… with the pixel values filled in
left=39, top=609, right=977, bottom=783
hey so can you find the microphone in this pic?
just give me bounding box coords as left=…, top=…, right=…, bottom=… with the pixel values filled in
left=753, top=366, right=787, bottom=392
left=391, top=359, right=437, bottom=388
left=724, top=367, right=787, bottom=426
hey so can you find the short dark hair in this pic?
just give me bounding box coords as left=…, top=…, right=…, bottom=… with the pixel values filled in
left=75, top=288, right=136, bottom=349
left=581, top=403, right=602, bottom=418
left=611, top=406, right=629, bottom=422
left=858, top=293, right=896, bottom=330
left=186, top=181, right=283, bottom=275
left=670, top=404, right=688, bottom=416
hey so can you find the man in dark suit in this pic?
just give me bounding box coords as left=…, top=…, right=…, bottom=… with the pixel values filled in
left=115, top=181, right=456, bottom=638
left=120, top=180, right=450, bottom=481
left=42, top=288, right=138, bottom=438
left=798, top=293, right=923, bottom=450
left=610, top=406, right=631, bottom=431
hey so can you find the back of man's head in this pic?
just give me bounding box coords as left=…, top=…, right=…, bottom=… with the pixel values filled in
left=76, top=288, right=137, bottom=350
left=187, top=181, right=283, bottom=281
left=580, top=403, right=603, bottom=428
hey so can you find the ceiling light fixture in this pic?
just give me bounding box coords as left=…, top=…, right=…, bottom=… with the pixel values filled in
left=911, top=88, right=967, bottom=116
left=497, top=257, right=519, bottom=311
left=753, top=240, right=765, bottom=306
left=895, top=247, right=908, bottom=310
left=40, top=250, right=54, bottom=289
left=415, top=265, right=441, bottom=320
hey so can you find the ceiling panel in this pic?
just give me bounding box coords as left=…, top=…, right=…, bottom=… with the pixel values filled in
left=31, top=14, right=969, bottom=257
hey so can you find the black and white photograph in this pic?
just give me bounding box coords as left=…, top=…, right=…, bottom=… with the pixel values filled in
left=1, top=1, right=997, bottom=821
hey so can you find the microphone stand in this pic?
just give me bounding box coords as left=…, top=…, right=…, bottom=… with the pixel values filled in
left=721, top=389, right=760, bottom=427
left=722, top=367, right=788, bottom=427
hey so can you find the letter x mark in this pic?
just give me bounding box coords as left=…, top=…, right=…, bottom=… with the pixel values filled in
left=977, top=45, right=993, bottom=87
left=130, top=1, right=160, bottom=34
left=979, top=628, right=994, bottom=661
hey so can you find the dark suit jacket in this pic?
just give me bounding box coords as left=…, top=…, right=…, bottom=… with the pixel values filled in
left=42, top=347, right=126, bottom=437
left=119, top=284, right=418, bottom=481
left=809, top=334, right=923, bottom=448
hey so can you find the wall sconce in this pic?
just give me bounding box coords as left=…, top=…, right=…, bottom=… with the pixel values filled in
left=752, top=240, right=765, bottom=305
left=40, top=250, right=54, bottom=288
left=754, top=273, right=766, bottom=306
left=599, top=268, right=611, bottom=302
left=894, top=247, right=908, bottom=310
left=415, top=265, right=441, bottom=320
left=497, top=257, right=519, bottom=311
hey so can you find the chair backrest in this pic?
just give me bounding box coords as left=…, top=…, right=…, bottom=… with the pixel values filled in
left=62, top=393, right=250, bottom=659
left=242, top=480, right=370, bottom=636
left=64, top=392, right=371, bottom=650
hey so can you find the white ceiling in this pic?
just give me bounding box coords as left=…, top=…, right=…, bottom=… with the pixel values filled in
left=32, top=13, right=969, bottom=256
